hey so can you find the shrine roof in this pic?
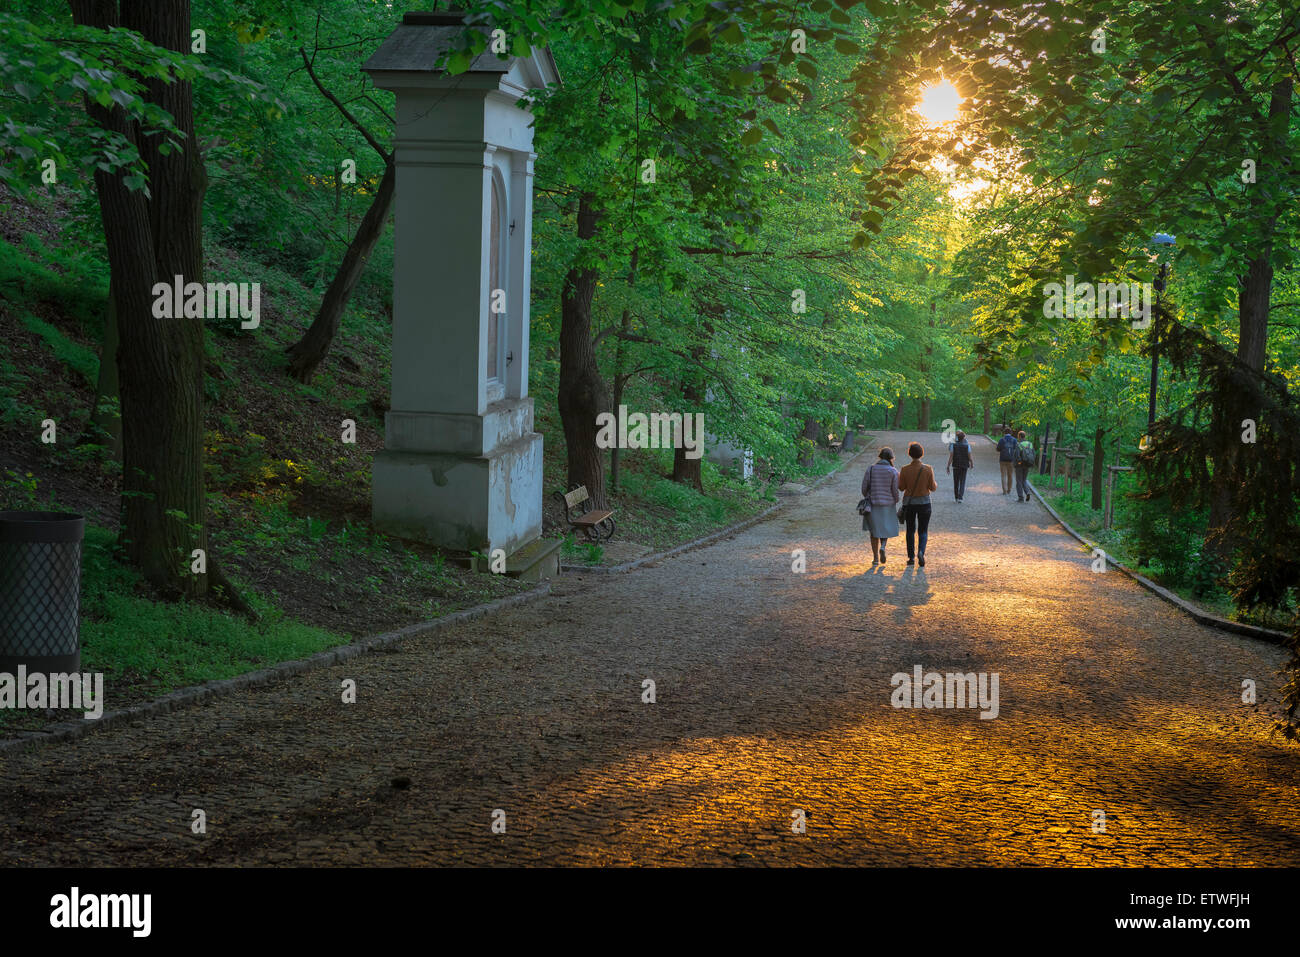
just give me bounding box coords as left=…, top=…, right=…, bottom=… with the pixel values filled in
left=362, top=10, right=560, bottom=89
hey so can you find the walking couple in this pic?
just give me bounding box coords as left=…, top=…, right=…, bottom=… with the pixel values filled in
left=860, top=442, right=938, bottom=567
left=996, top=427, right=1037, bottom=502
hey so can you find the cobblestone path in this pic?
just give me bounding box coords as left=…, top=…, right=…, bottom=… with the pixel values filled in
left=2, top=431, right=1298, bottom=866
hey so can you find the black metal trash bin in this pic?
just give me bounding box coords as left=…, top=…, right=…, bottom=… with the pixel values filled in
left=0, top=511, right=85, bottom=674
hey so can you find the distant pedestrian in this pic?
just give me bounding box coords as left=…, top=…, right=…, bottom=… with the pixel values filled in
left=1014, top=430, right=1035, bottom=501
left=898, top=441, right=938, bottom=567
left=946, top=430, right=974, bottom=502
left=861, top=446, right=901, bottom=564
left=995, top=427, right=1018, bottom=494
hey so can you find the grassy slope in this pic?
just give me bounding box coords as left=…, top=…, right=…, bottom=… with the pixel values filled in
left=0, top=190, right=524, bottom=729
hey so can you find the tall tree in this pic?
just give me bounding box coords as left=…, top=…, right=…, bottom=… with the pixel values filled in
left=68, top=0, right=244, bottom=607
left=556, top=192, right=612, bottom=503
left=283, top=41, right=396, bottom=383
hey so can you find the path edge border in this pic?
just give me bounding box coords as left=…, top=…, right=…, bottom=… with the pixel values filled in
left=0, top=582, right=554, bottom=755
left=560, top=440, right=877, bottom=575
left=985, top=434, right=1289, bottom=647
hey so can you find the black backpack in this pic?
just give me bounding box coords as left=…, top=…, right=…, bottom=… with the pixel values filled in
left=952, top=441, right=972, bottom=468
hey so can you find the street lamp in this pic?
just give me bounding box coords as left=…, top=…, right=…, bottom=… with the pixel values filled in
left=1145, top=232, right=1176, bottom=437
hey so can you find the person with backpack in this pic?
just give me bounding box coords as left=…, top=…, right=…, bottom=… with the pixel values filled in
left=861, top=446, right=901, bottom=565
left=995, top=427, right=1018, bottom=494
left=898, top=442, right=938, bottom=566
left=945, top=430, right=974, bottom=502
left=1014, top=430, right=1036, bottom=501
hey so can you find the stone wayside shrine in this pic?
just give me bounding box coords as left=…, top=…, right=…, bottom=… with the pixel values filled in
left=364, top=12, right=562, bottom=580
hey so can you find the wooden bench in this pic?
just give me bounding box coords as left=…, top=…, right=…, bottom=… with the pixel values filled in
left=553, top=485, right=616, bottom=542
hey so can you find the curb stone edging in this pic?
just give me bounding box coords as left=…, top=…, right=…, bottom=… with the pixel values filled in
left=986, top=434, right=1290, bottom=647
left=1027, top=483, right=1288, bottom=646
left=0, top=582, right=554, bottom=754
left=560, top=441, right=878, bottom=575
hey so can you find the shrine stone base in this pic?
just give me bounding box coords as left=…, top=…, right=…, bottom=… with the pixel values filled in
left=372, top=397, right=543, bottom=556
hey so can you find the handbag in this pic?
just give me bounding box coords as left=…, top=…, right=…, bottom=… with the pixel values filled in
left=858, top=466, right=873, bottom=515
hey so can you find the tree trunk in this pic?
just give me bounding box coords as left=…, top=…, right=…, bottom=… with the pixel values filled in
left=609, top=311, right=628, bottom=493
left=1091, top=426, right=1106, bottom=510
left=1206, top=253, right=1273, bottom=556
left=70, top=0, right=235, bottom=606
left=1206, top=77, right=1291, bottom=559
left=672, top=341, right=706, bottom=491
left=982, top=395, right=990, bottom=435
left=798, top=416, right=819, bottom=466
left=558, top=193, right=610, bottom=508
left=79, top=277, right=122, bottom=461
left=917, top=299, right=934, bottom=431
left=287, top=160, right=395, bottom=382
left=71, top=0, right=250, bottom=612
left=609, top=249, right=638, bottom=492
left=672, top=444, right=703, bottom=491
left=891, top=395, right=905, bottom=429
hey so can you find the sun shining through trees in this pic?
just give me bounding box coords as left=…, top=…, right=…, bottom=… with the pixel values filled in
left=916, top=79, right=961, bottom=126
